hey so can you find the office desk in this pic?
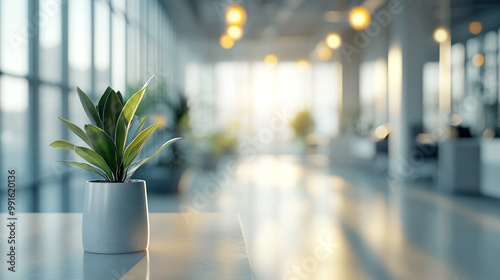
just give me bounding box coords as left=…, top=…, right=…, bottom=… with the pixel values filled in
left=0, top=213, right=253, bottom=280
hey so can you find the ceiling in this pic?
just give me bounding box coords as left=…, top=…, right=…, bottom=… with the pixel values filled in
left=164, top=0, right=359, bottom=61
left=163, top=0, right=500, bottom=62
left=187, top=0, right=344, bottom=40
left=451, top=0, right=500, bottom=21
left=450, top=0, right=500, bottom=43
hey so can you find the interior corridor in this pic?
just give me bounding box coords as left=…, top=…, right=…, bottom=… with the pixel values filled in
left=2, top=0, right=500, bottom=279
left=149, top=155, right=500, bottom=280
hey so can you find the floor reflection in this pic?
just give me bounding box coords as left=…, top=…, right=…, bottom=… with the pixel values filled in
left=83, top=250, right=148, bottom=280
left=148, top=155, right=500, bottom=280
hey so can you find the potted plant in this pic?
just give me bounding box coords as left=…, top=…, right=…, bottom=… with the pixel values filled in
left=290, top=110, right=314, bottom=139
left=197, top=125, right=238, bottom=171
left=49, top=76, right=180, bottom=254
left=133, top=93, right=191, bottom=193
left=290, top=110, right=315, bottom=154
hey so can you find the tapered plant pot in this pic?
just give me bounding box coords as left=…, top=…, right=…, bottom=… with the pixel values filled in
left=82, top=180, right=150, bottom=254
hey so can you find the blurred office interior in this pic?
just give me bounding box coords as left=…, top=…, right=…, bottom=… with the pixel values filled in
left=2, top=0, right=500, bottom=279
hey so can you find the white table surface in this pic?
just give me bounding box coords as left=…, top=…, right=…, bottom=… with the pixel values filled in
left=0, top=213, right=253, bottom=280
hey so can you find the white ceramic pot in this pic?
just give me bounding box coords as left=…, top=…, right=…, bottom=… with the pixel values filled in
left=82, top=180, right=150, bottom=254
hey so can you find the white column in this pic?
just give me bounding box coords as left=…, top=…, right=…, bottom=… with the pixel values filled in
left=388, top=0, right=428, bottom=179
left=339, top=31, right=361, bottom=134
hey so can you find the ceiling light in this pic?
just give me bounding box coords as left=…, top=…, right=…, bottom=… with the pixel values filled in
left=264, top=54, right=278, bottom=66
left=349, top=6, right=371, bottom=30
left=469, top=21, right=482, bottom=35
left=433, top=27, right=449, bottom=43
left=220, top=34, right=235, bottom=49
left=472, top=53, right=485, bottom=67
left=227, top=25, right=243, bottom=40
left=225, top=5, right=247, bottom=26
left=326, top=33, right=341, bottom=49
left=316, top=42, right=332, bottom=61
left=373, top=124, right=390, bottom=140
left=297, top=59, right=309, bottom=70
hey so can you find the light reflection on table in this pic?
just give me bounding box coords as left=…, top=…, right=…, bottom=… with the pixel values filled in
left=0, top=213, right=252, bottom=280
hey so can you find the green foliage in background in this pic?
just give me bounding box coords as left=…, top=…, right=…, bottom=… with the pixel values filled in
left=50, top=75, right=181, bottom=182
left=290, top=110, right=315, bottom=138
left=210, top=131, right=238, bottom=155
left=159, top=94, right=191, bottom=167
left=127, top=80, right=167, bottom=117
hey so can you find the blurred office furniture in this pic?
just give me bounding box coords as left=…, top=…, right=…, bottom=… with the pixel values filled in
left=375, top=136, right=389, bottom=155
left=454, top=125, right=473, bottom=138
left=411, top=124, right=439, bottom=180
left=412, top=125, right=438, bottom=158
left=305, top=134, right=331, bottom=155
left=481, top=139, right=500, bottom=198
left=373, top=136, right=390, bottom=172
left=351, top=137, right=376, bottom=160
left=330, top=135, right=379, bottom=170
left=439, top=138, right=481, bottom=193
left=329, top=124, right=391, bottom=172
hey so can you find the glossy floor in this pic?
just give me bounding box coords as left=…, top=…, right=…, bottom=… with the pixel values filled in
left=149, top=155, right=500, bottom=280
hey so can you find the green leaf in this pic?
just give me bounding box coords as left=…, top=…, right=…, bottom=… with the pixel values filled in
left=75, top=146, right=114, bottom=180
left=123, top=122, right=159, bottom=169
left=77, top=87, right=103, bottom=128
left=125, top=137, right=181, bottom=180
left=116, top=91, right=124, bottom=106
left=58, top=117, right=91, bottom=146
left=126, top=116, right=146, bottom=147
left=124, top=158, right=148, bottom=181
left=49, top=140, right=76, bottom=150
left=62, top=161, right=110, bottom=181
left=133, top=116, right=147, bottom=139
left=115, top=75, right=155, bottom=159
left=97, top=87, right=114, bottom=120
left=102, top=91, right=123, bottom=139
left=84, top=125, right=118, bottom=173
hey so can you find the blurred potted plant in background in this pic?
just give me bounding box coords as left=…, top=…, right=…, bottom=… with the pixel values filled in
left=195, top=121, right=239, bottom=170
left=290, top=110, right=315, bottom=153
left=290, top=110, right=315, bottom=139
left=131, top=87, right=191, bottom=193
left=142, top=94, right=190, bottom=193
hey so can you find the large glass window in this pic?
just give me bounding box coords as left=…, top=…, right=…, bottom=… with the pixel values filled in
left=358, top=60, right=388, bottom=134
left=68, top=90, right=91, bottom=147
left=312, top=63, right=339, bottom=136
left=39, top=85, right=62, bottom=177
left=95, top=0, right=111, bottom=92
left=359, top=61, right=376, bottom=134
left=451, top=43, right=465, bottom=109
left=459, top=31, right=500, bottom=134
left=0, top=77, right=30, bottom=188
left=39, top=182, right=62, bottom=212
left=210, top=61, right=340, bottom=150
left=127, top=0, right=139, bottom=24
left=127, top=24, right=139, bottom=88
left=484, top=31, right=498, bottom=128
left=0, top=0, right=28, bottom=75
left=69, top=0, right=91, bottom=88
left=423, top=62, right=440, bottom=132
left=148, top=0, right=158, bottom=40
left=0, top=0, right=181, bottom=212
left=112, top=0, right=126, bottom=13
left=111, top=13, right=126, bottom=92
left=39, top=0, right=62, bottom=83
left=466, top=38, right=481, bottom=98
